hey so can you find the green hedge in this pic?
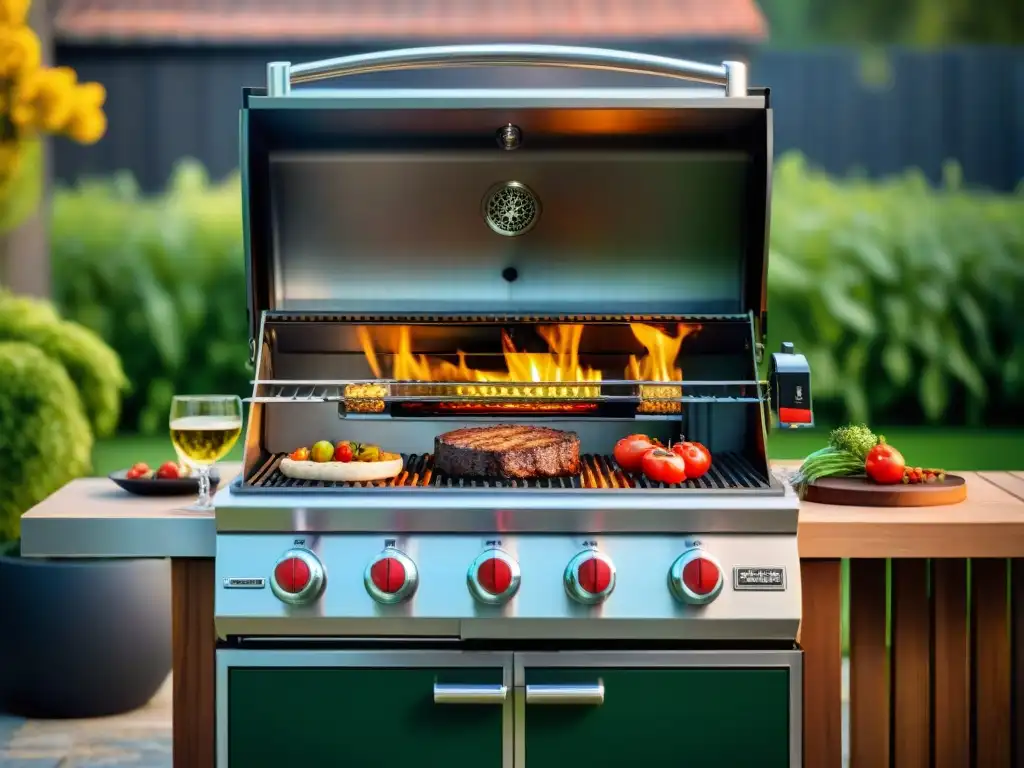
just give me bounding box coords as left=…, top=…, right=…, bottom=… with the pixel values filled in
left=0, top=290, right=124, bottom=541
left=50, top=155, right=1024, bottom=434
left=765, top=156, right=1024, bottom=425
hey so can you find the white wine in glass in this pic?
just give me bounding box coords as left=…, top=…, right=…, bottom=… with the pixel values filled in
left=169, top=395, right=243, bottom=510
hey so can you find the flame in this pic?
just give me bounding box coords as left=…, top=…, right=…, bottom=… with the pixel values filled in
left=351, top=325, right=601, bottom=411
left=626, top=323, right=699, bottom=414
left=349, top=323, right=697, bottom=414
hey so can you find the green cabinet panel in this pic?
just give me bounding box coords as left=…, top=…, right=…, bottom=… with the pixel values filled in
left=523, top=667, right=790, bottom=768
left=228, top=667, right=504, bottom=768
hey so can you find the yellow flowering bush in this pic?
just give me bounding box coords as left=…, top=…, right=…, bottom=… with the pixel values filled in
left=0, top=0, right=106, bottom=231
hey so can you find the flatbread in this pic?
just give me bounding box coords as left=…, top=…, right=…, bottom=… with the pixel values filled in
left=279, top=457, right=404, bottom=483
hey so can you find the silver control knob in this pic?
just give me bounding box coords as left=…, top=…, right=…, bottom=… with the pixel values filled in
left=668, top=548, right=724, bottom=606
left=564, top=550, right=616, bottom=605
left=270, top=548, right=326, bottom=605
left=467, top=548, right=521, bottom=605
left=364, top=547, right=419, bottom=605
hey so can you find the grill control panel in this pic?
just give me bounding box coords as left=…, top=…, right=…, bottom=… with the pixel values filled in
left=225, top=534, right=801, bottom=641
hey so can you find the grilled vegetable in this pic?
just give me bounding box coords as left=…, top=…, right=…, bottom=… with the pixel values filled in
left=864, top=438, right=906, bottom=484
left=614, top=434, right=661, bottom=473
left=356, top=444, right=381, bottom=462
left=793, top=446, right=865, bottom=488
left=902, top=467, right=946, bottom=484
left=310, top=440, right=334, bottom=463
left=828, top=424, right=878, bottom=460
left=671, top=441, right=711, bottom=480
left=640, top=448, right=688, bottom=485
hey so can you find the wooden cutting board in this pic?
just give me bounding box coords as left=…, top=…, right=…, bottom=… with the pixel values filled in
left=804, top=474, right=967, bottom=507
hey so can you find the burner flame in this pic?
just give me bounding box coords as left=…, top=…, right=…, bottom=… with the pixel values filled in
left=350, top=322, right=697, bottom=413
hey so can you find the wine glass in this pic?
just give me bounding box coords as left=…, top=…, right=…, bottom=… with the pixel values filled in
left=169, top=395, right=243, bottom=510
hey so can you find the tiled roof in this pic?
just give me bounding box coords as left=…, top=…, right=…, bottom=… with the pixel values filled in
left=53, top=0, right=768, bottom=44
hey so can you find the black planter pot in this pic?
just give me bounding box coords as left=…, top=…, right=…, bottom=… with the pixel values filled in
left=0, top=544, right=172, bottom=719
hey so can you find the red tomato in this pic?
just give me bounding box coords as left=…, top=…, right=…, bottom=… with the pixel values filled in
left=671, top=441, right=712, bottom=480
left=613, top=434, right=660, bottom=472
left=333, top=442, right=353, bottom=462
left=640, top=448, right=688, bottom=485
left=864, top=438, right=906, bottom=484
left=156, top=461, right=180, bottom=480
left=126, top=462, right=153, bottom=480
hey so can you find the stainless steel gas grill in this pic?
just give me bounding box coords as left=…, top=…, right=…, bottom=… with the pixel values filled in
left=215, top=44, right=812, bottom=768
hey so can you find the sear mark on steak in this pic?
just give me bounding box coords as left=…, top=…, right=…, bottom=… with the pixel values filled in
left=434, top=424, right=581, bottom=479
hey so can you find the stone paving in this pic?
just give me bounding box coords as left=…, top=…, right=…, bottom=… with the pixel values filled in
left=0, top=663, right=852, bottom=766
left=0, top=677, right=171, bottom=767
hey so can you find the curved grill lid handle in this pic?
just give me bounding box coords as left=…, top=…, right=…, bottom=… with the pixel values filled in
left=265, top=44, right=748, bottom=98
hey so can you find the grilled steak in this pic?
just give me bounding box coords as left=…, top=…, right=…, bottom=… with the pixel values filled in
left=434, top=424, right=581, bottom=479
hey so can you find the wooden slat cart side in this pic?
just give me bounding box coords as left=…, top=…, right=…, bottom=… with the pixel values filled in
left=798, top=468, right=1024, bottom=768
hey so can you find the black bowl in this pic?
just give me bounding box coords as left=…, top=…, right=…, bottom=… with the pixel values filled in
left=108, top=468, right=221, bottom=497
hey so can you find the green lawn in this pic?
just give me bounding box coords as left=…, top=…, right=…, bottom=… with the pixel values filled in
left=91, top=426, right=1022, bottom=656
left=91, top=427, right=1024, bottom=476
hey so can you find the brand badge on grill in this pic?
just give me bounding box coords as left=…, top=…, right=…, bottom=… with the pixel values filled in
left=223, top=577, right=266, bottom=589
left=732, top=567, right=786, bottom=591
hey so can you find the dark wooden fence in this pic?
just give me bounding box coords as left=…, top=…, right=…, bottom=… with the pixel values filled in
left=53, top=44, right=1024, bottom=193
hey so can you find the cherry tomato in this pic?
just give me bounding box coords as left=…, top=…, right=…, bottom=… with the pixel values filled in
left=613, top=434, right=660, bottom=473
left=156, top=461, right=180, bottom=480
left=640, top=448, right=688, bottom=485
left=864, top=438, right=905, bottom=484
left=131, top=462, right=150, bottom=472
left=333, top=442, right=353, bottom=462
left=671, top=441, right=712, bottom=480
left=125, top=467, right=145, bottom=479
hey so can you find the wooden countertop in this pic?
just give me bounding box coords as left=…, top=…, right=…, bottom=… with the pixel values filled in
left=19, top=462, right=1024, bottom=559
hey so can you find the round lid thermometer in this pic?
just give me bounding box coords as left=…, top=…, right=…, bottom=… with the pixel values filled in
left=467, top=548, right=521, bottom=605
left=364, top=547, right=419, bottom=605
left=564, top=550, right=616, bottom=605
left=270, top=548, right=326, bottom=605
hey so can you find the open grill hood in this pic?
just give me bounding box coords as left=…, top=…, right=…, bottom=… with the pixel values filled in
left=239, top=44, right=773, bottom=351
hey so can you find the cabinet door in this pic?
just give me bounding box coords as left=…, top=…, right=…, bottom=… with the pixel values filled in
left=521, top=659, right=793, bottom=768
left=223, top=651, right=509, bottom=768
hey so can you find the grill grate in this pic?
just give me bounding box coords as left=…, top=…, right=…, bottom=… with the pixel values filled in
left=246, top=451, right=770, bottom=491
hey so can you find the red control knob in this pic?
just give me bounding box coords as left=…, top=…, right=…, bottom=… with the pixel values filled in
left=669, top=549, right=724, bottom=606
left=364, top=549, right=418, bottom=605
left=564, top=550, right=616, bottom=604
left=369, top=557, right=407, bottom=594
left=476, top=557, right=514, bottom=595
left=682, top=557, right=721, bottom=596
left=274, top=557, right=311, bottom=594
left=577, top=556, right=613, bottom=595
left=467, top=549, right=521, bottom=605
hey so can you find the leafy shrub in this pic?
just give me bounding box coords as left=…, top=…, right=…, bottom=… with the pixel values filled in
left=49, top=155, right=1024, bottom=431
left=50, top=163, right=250, bottom=434
left=765, top=155, right=1024, bottom=425
left=0, top=289, right=127, bottom=437
left=0, top=342, right=93, bottom=542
